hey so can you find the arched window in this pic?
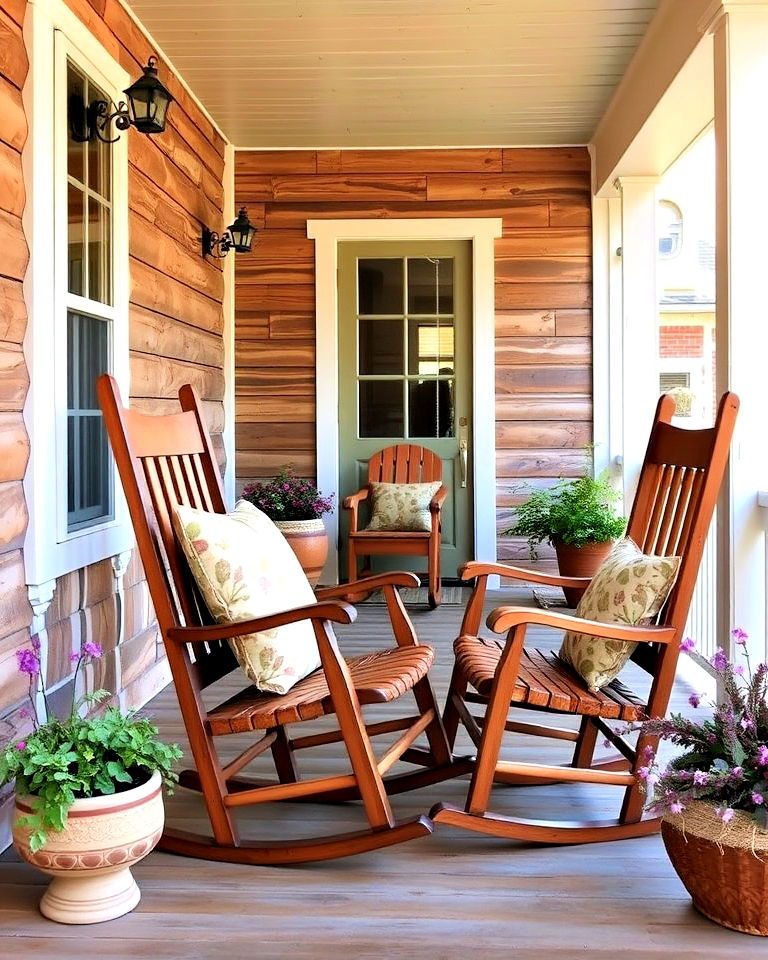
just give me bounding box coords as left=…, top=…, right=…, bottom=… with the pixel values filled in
left=657, top=200, right=683, bottom=258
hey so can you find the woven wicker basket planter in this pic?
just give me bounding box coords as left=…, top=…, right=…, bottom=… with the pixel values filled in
left=274, top=518, right=328, bottom=586
left=662, top=800, right=768, bottom=936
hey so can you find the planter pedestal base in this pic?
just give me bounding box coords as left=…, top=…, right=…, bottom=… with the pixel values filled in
left=41, top=866, right=141, bottom=924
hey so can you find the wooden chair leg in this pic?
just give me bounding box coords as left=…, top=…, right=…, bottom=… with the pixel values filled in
left=347, top=540, right=359, bottom=587
left=270, top=725, right=299, bottom=783
left=427, top=534, right=441, bottom=608
left=572, top=716, right=599, bottom=768
left=441, top=662, right=470, bottom=754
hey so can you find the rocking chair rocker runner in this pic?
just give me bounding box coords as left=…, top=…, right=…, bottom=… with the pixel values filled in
left=97, top=375, right=465, bottom=865
left=433, top=392, right=739, bottom=844
left=344, top=444, right=447, bottom=608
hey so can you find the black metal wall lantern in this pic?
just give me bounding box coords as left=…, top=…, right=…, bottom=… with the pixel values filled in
left=69, top=56, right=174, bottom=144
left=202, top=208, right=258, bottom=258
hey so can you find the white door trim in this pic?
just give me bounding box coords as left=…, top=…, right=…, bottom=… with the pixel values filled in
left=307, top=217, right=503, bottom=583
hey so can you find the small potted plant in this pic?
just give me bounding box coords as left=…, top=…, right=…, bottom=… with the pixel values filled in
left=636, top=631, right=768, bottom=936
left=241, top=467, right=334, bottom=585
left=0, top=638, right=182, bottom=925
left=504, top=473, right=627, bottom=604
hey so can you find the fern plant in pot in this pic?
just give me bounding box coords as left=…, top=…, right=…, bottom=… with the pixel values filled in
left=505, top=474, right=627, bottom=605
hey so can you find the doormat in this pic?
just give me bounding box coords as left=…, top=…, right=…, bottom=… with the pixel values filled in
left=361, top=586, right=471, bottom=605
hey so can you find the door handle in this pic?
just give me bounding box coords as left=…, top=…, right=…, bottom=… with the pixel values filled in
left=458, top=418, right=469, bottom=489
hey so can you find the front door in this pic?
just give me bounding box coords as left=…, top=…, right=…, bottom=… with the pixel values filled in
left=337, top=239, right=473, bottom=578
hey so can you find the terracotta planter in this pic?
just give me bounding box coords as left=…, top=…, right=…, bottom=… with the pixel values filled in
left=13, top=770, right=164, bottom=925
left=553, top=539, right=614, bottom=607
left=274, top=518, right=329, bottom=586
left=662, top=802, right=768, bottom=936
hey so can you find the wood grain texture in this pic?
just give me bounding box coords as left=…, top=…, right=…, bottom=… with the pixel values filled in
left=235, top=147, right=592, bottom=527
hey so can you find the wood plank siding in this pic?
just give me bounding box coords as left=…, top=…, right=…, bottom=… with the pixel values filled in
left=0, top=0, right=227, bottom=844
left=234, top=147, right=593, bottom=568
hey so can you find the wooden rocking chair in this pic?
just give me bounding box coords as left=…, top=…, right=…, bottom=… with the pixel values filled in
left=344, top=443, right=447, bottom=608
left=98, top=375, right=467, bottom=864
left=433, top=392, right=739, bottom=843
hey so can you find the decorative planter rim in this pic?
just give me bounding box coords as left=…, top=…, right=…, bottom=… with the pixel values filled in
left=663, top=799, right=768, bottom=852
left=16, top=769, right=161, bottom=817
left=552, top=538, right=615, bottom=549
left=274, top=518, right=327, bottom=535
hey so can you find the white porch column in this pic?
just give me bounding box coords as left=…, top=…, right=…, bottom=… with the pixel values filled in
left=614, top=177, right=660, bottom=504
left=705, top=0, right=768, bottom=656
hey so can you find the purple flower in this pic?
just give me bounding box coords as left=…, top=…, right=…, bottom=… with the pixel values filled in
left=18, top=707, right=31, bottom=720
left=16, top=649, right=40, bottom=676
left=753, top=793, right=765, bottom=806
left=693, top=771, right=708, bottom=786
left=732, top=627, right=748, bottom=646
left=669, top=801, right=685, bottom=814
left=31, top=636, right=41, bottom=653
left=706, top=733, right=717, bottom=744
left=680, top=636, right=696, bottom=653
left=757, top=745, right=768, bottom=766
left=15, top=740, right=26, bottom=751
left=710, top=647, right=729, bottom=671
left=70, top=651, right=81, bottom=663
left=602, top=738, right=611, bottom=748
left=637, top=766, right=652, bottom=780
left=741, top=715, right=755, bottom=730
left=641, top=744, right=655, bottom=762
left=688, top=693, right=701, bottom=708
left=716, top=806, right=735, bottom=823
left=82, top=641, right=103, bottom=659
left=730, top=766, right=743, bottom=779
left=734, top=664, right=745, bottom=676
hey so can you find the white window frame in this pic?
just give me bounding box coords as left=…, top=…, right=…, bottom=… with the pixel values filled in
left=23, top=0, right=132, bottom=589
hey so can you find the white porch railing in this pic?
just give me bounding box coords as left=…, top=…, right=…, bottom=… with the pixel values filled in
left=684, top=515, right=718, bottom=675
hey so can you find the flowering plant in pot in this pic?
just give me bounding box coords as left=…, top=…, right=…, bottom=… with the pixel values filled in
left=241, top=467, right=334, bottom=585
left=504, top=473, right=626, bottom=604
left=0, top=639, right=182, bottom=924
left=635, top=630, right=768, bottom=935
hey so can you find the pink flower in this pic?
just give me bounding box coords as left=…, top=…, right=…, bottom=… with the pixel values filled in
left=637, top=766, right=651, bottom=780
left=16, top=649, right=40, bottom=676
left=70, top=652, right=81, bottom=663
left=710, top=647, right=729, bottom=671
left=688, top=693, right=701, bottom=708
left=741, top=716, right=755, bottom=730
left=31, top=636, right=41, bottom=653
left=669, top=801, right=685, bottom=814
left=734, top=664, right=745, bottom=676
left=716, top=806, right=735, bottom=823
left=757, top=745, right=768, bottom=766
left=752, top=793, right=765, bottom=806
left=82, top=641, right=102, bottom=659
left=680, top=636, right=696, bottom=653
left=732, top=627, right=748, bottom=646
left=730, top=766, right=743, bottom=779
left=641, top=744, right=655, bottom=762
left=15, top=740, right=26, bottom=751
left=693, top=771, right=708, bottom=786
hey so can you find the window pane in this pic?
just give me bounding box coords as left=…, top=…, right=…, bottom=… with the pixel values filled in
left=408, top=379, right=454, bottom=438
left=67, top=311, right=112, bottom=531
left=407, top=318, right=454, bottom=376
left=407, top=257, right=454, bottom=314
left=359, top=318, right=403, bottom=375
left=66, top=63, right=85, bottom=182
left=358, top=259, right=403, bottom=315
left=86, top=80, right=111, bottom=199
left=359, top=380, right=404, bottom=438
left=88, top=197, right=111, bottom=304
left=68, top=184, right=85, bottom=296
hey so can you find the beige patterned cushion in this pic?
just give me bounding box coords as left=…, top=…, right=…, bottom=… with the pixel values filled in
left=559, top=538, right=681, bottom=692
left=172, top=500, right=320, bottom=694
left=364, top=481, right=442, bottom=533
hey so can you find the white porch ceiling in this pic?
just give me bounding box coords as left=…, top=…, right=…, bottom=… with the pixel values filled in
left=126, top=0, right=660, bottom=148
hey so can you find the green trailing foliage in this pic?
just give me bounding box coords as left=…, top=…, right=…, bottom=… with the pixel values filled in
left=504, top=473, right=627, bottom=557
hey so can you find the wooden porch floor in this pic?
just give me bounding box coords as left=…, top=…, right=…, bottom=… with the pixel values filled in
left=0, top=590, right=760, bottom=958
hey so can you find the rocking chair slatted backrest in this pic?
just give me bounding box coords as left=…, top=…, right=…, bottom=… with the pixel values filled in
left=625, top=392, right=739, bottom=676
left=367, top=444, right=442, bottom=484
left=97, top=376, right=238, bottom=692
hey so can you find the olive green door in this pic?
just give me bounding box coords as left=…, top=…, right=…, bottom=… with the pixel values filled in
left=338, top=239, right=473, bottom=579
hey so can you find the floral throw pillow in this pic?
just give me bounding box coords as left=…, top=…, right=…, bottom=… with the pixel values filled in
left=559, top=538, right=681, bottom=692
left=365, top=481, right=442, bottom=533
left=172, top=500, right=320, bottom=694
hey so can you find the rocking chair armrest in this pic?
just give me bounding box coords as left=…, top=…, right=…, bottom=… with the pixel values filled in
left=429, top=486, right=448, bottom=514
left=459, top=560, right=592, bottom=590
left=315, top=571, right=420, bottom=600
left=167, top=600, right=357, bottom=645
left=486, top=605, right=676, bottom=646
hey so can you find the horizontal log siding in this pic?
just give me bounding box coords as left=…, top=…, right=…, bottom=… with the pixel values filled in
left=0, top=0, right=227, bottom=845
left=234, top=148, right=592, bottom=567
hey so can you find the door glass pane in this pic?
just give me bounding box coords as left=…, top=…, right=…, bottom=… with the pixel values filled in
left=407, top=318, right=454, bottom=376
left=88, top=197, right=111, bottom=304
left=68, top=183, right=85, bottom=296
left=359, top=317, right=403, bottom=375
left=358, top=258, right=403, bottom=315
left=67, top=311, right=112, bottom=531
left=87, top=80, right=111, bottom=200
left=408, top=379, right=454, bottom=438
left=407, top=257, right=454, bottom=314
left=66, top=63, right=85, bottom=183
left=359, top=380, right=404, bottom=438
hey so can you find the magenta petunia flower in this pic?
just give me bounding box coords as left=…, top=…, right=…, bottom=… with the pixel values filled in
left=680, top=636, right=696, bottom=653
left=15, top=740, right=26, bottom=751
left=16, top=649, right=40, bottom=676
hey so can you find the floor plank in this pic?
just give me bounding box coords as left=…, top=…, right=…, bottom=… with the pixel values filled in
left=1, top=589, right=756, bottom=958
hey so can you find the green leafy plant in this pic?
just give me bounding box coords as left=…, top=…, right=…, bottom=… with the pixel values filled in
left=242, top=466, right=333, bottom=521
left=0, top=640, right=182, bottom=852
left=505, top=473, right=626, bottom=558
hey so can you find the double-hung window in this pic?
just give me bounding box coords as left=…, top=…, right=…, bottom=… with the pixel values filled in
left=24, top=0, right=131, bottom=591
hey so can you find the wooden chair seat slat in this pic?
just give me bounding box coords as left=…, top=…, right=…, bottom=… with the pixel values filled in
left=208, top=646, right=435, bottom=735
left=454, top=637, right=646, bottom=722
